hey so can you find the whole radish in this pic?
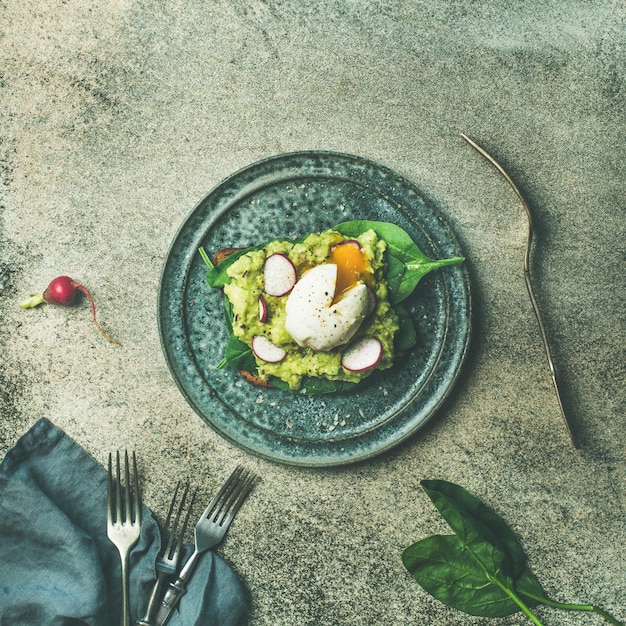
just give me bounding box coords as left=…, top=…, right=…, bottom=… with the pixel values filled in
left=19, top=276, right=122, bottom=345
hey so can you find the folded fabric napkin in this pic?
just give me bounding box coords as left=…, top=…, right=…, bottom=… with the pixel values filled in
left=0, top=418, right=249, bottom=626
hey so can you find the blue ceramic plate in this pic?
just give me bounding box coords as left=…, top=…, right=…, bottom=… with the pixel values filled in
left=158, top=152, right=471, bottom=467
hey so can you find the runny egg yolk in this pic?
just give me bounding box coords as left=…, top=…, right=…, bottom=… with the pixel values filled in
left=329, top=241, right=372, bottom=299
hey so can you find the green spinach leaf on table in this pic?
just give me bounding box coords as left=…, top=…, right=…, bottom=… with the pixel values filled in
left=402, top=480, right=624, bottom=626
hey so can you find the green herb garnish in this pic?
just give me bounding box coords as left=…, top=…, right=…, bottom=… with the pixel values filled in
left=402, top=480, right=623, bottom=625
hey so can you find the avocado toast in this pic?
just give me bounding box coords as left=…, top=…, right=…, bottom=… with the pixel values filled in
left=201, top=220, right=464, bottom=394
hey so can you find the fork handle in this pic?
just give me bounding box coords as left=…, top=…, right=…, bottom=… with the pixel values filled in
left=153, top=583, right=182, bottom=626
left=154, top=549, right=202, bottom=625
left=119, top=552, right=132, bottom=626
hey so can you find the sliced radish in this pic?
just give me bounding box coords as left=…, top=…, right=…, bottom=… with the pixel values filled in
left=251, top=335, right=286, bottom=363
left=259, top=295, right=268, bottom=322
left=332, top=239, right=361, bottom=251
left=264, top=253, right=297, bottom=296
left=341, top=337, right=383, bottom=372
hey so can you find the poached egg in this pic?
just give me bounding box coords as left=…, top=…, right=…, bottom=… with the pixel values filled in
left=285, top=260, right=370, bottom=351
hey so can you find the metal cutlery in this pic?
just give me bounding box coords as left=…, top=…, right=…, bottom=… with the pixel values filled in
left=460, top=132, right=579, bottom=447
left=107, top=450, right=142, bottom=626
left=136, top=481, right=196, bottom=626
left=154, top=466, right=257, bottom=626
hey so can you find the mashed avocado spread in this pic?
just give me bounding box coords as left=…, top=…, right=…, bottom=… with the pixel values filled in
left=222, top=228, right=399, bottom=390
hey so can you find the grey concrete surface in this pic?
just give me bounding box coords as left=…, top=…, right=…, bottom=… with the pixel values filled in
left=1, top=1, right=624, bottom=625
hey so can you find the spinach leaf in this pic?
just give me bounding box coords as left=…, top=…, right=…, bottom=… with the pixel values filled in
left=216, top=297, right=257, bottom=372
left=421, top=480, right=531, bottom=581
left=402, top=480, right=624, bottom=626
left=334, top=220, right=464, bottom=304
left=402, top=534, right=522, bottom=618
left=270, top=376, right=362, bottom=395
left=394, top=304, right=417, bottom=352
left=514, top=566, right=552, bottom=604
left=198, top=246, right=214, bottom=270
left=218, top=334, right=257, bottom=372
left=205, top=245, right=262, bottom=288
left=384, top=254, right=409, bottom=306
left=336, top=220, right=424, bottom=263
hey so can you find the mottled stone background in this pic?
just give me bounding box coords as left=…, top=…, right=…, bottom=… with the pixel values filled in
left=1, top=1, right=624, bottom=624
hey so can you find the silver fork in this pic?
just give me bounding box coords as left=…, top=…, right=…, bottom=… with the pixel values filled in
left=107, top=450, right=142, bottom=626
left=154, top=466, right=257, bottom=626
left=136, top=481, right=196, bottom=626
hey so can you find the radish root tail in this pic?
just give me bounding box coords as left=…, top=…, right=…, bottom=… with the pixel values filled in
left=74, top=284, right=123, bottom=346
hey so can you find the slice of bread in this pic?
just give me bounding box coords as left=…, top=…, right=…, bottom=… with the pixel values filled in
left=212, top=247, right=245, bottom=265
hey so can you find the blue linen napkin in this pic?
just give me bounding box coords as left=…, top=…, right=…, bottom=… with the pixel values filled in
left=0, top=418, right=249, bottom=626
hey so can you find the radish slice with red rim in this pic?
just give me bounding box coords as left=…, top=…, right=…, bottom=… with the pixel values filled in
left=252, top=335, right=286, bottom=363
left=341, top=336, right=382, bottom=372
left=264, top=253, right=297, bottom=296
left=331, top=239, right=361, bottom=251
left=259, top=295, right=268, bottom=322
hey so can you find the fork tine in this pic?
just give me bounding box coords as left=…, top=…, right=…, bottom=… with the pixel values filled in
left=164, top=482, right=192, bottom=557
left=212, top=471, right=245, bottom=524
left=163, top=481, right=183, bottom=554
left=166, top=486, right=196, bottom=563
left=218, top=470, right=256, bottom=527
left=124, top=451, right=131, bottom=522
left=202, top=466, right=255, bottom=527
left=199, top=465, right=243, bottom=522
left=211, top=467, right=246, bottom=524
left=115, top=450, right=122, bottom=523
left=177, top=487, right=197, bottom=550
left=108, top=450, right=141, bottom=524
left=131, top=450, right=141, bottom=525
left=107, top=452, right=113, bottom=521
